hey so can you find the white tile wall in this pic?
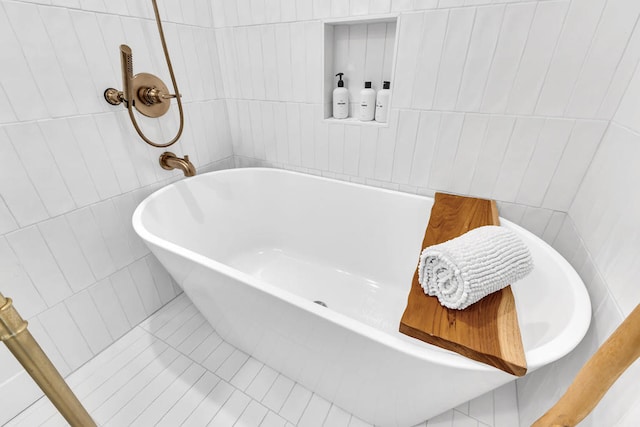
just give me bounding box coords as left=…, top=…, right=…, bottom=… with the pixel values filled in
left=0, top=0, right=233, bottom=423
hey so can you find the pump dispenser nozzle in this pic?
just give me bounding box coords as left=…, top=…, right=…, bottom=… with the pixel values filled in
left=336, top=73, right=345, bottom=87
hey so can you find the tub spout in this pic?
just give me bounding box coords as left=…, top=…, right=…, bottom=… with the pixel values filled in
left=159, top=151, right=196, bottom=177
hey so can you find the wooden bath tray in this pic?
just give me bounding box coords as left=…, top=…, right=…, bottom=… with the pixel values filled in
left=399, top=192, right=527, bottom=376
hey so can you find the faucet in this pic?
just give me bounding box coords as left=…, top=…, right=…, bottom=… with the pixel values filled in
left=159, top=152, right=196, bottom=177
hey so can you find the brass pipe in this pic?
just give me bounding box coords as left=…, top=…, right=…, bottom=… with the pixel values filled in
left=0, top=292, right=96, bottom=427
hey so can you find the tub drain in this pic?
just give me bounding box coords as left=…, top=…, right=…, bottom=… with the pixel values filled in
left=313, top=300, right=327, bottom=308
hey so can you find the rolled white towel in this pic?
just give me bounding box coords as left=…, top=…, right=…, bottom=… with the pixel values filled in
left=417, top=225, right=533, bottom=310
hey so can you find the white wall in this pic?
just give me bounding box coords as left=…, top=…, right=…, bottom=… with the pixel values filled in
left=0, top=0, right=233, bottom=423
left=211, top=0, right=640, bottom=425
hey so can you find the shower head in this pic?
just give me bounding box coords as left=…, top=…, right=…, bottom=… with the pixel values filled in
left=120, top=44, right=133, bottom=105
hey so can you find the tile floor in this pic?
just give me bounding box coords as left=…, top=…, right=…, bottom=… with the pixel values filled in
left=7, top=294, right=519, bottom=427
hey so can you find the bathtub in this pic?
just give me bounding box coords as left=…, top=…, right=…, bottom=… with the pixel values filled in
left=132, top=168, right=591, bottom=426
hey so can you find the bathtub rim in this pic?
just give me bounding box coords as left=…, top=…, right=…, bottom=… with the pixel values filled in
left=132, top=167, right=592, bottom=375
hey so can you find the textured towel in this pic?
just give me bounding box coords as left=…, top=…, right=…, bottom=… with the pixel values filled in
left=417, top=225, right=533, bottom=310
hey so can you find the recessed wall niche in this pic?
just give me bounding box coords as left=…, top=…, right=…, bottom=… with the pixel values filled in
left=323, top=15, right=399, bottom=125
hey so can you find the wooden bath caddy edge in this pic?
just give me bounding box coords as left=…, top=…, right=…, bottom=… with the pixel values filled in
left=399, top=192, right=527, bottom=377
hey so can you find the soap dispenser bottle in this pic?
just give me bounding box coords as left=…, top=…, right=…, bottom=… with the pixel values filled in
left=375, top=81, right=391, bottom=123
left=333, top=73, right=349, bottom=119
left=359, top=81, right=376, bottom=121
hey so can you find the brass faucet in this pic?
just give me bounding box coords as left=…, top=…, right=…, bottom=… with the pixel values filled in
left=159, top=152, right=196, bottom=177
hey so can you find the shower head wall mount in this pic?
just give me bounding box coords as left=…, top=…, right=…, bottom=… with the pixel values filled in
left=103, top=0, right=184, bottom=149
left=104, top=45, right=179, bottom=119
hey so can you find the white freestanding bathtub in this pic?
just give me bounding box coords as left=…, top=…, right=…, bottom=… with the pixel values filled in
left=132, top=167, right=591, bottom=427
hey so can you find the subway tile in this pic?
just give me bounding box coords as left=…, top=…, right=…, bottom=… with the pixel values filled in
left=188, top=328, right=223, bottom=364
left=298, top=393, right=332, bottom=427
left=481, top=2, right=536, bottom=113
left=516, top=118, right=574, bottom=207
left=145, top=255, right=178, bottom=304
left=105, top=354, right=191, bottom=426
left=69, top=10, right=118, bottom=111
left=91, top=199, right=135, bottom=270
left=456, top=5, right=505, bottom=112
left=305, top=21, right=322, bottom=104
left=5, top=122, right=76, bottom=217
left=231, top=357, right=266, bottom=391
left=598, top=11, right=640, bottom=120
left=132, top=362, right=205, bottom=426
left=0, top=129, right=49, bottom=227
left=324, top=404, right=352, bottom=427
left=110, top=267, right=148, bottom=326
left=38, top=216, right=95, bottom=293
left=343, top=125, right=361, bottom=176
left=156, top=371, right=220, bottom=426
left=429, top=112, right=464, bottom=192
left=492, top=117, right=544, bottom=203
left=38, top=119, right=100, bottom=208
left=0, top=237, right=47, bottom=318
left=535, top=0, right=607, bottom=117
left=566, top=0, right=640, bottom=118
left=358, top=125, right=379, bottom=180
left=88, top=278, right=132, bottom=340
left=66, top=115, right=121, bottom=200
left=262, top=374, right=295, bottom=413
left=209, top=389, right=252, bottom=426
left=328, top=124, right=346, bottom=173
left=313, top=0, right=331, bottom=19
left=64, top=289, right=113, bottom=354
left=409, top=111, right=441, bottom=188
left=40, top=6, right=102, bottom=115
left=468, top=115, right=515, bottom=200
left=38, top=303, right=93, bottom=370
left=6, top=226, right=72, bottom=308
left=468, top=390, right=493, bottom=426
left=543, top=120, right=607, bottom=211
left=247, top=365, right=280, bottom=402
left=370, top=0, right=391, bottom=14
left=0, top=3, right=48, bottom=121
left=217, top=349, right=250, bottom=381
left=433, top=7, right=476, bottom=110
left=392, top=12, right=424, bottom=109
left=182, top=379, right=234, bottom=425
left=92, top=347, right=180, bottom=423
left=67, top=207, right=116, bottom=279
left=262, top=102, right=278, bottom=163
left=4, top=2, right=78, bottom=117
left=391, top=110, right=420, bottom=184
left=374, top=109, right=399, bottom=182
left=290, top=22, right=307, bottom=103
left=505, top=1, right=569, bottom=115
left=519, top=207, right=553, bottom=239
left=261, top=411, right=288, bottom=427
left=274, top=25, right=293, bottom=102
left=449, top=113, right=490, bottom=195
left=128, top=257, right=163, bottom=316
left=279, top=383, right=312, bottom=424
left=92, top=113, right=141, bottom=193
left=0, top=83, right=17, bottom=124
left=237, top=400, right=269, bottom=426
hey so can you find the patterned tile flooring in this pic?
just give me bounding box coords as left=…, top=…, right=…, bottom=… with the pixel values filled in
left=7, top=294, right=519, bottom=427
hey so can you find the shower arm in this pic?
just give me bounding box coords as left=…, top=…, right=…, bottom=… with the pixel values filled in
left=105, top=0, right=184, bottom=148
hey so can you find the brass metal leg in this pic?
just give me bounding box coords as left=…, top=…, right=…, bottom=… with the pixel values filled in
left=0, top=292, right=96, bottom=427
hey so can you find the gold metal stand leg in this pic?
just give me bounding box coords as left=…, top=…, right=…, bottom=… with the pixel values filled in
left=0, top=292, right=96, bottom=427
